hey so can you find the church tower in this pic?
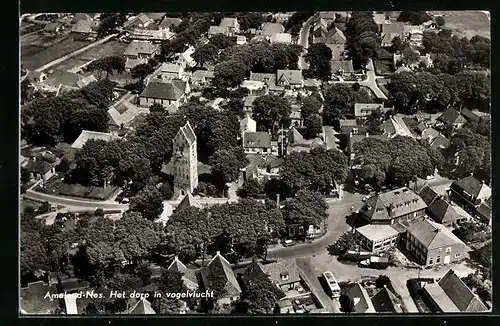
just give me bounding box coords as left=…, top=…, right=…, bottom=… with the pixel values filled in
left=172, top=121, right=198, bottom=195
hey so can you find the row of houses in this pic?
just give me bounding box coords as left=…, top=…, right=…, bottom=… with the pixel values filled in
left=354, top=172, right=491, bottom=267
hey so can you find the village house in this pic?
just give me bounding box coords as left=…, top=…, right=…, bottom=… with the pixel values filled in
left=123, top=40, right=159, bottom=60
left=394, top=52, right=433, bottom=69
left=380, top=21, right=406, bottom=47
left=240, top=80, right=267, bottom=96
left=167, top=256, right=199, bottom=290
left=261, top=259, right=303, bottom=293
left=312, top=18, right=329, bottom=38
left=286, top=127, right=325, bottom=156
left=354, top=103, right=385, bottom=118
left=240, top=115, right=257, bottom=138
left=261, top=22, right=285, bottom=37
left=421, top=269, right=488, bottom=312
left=172, top=121, right=198, bottom=195
left=25, top=157, right=57, bottom=187
left=243, top=95, right=258, bottom=115
left=242, top=131, right=275, bottom=155
left=107, top=93, right=148, bottom=128
left=199, top=251, right=242, bottom=305
left=270, top=33, right=293, bottom=45
left=313, top=27, right=347, bottom=45
left=138, top=79, right=189, bottom=108
left=44, top=22, right=63, bottom=35
left=370, top=286, right=404, bottom=313
left=219, top=17, right=240, bottom=36
left=327, top=43, right=347, bottom=61
left=124, top=13, right=153, bottom=30
left=208, top=25, right=230, bottom=37
left=160, top=63, right=185, bottom=81
left=394, top=65, right=412, bottom=74
left=71, top=13, right=92, bottom=24
left=276, top=69, right=303, bottom=89
left=331, top=60, right=354, bottom=79
left=449, top=176, right=491, bottom=215
left=341, top=282, right=376, bottom=313
left=476, top=197, right=492, bottom=226
left=236, top=35, right=247, bottom=45
left=403, top=25, right=424, bottom=47
left=177, top=46, right=197, bottom=68
left=25, top=71, right=48, bottom=83
left=318, top=11, right=337, bottom=25
left=405, top=218, right=467, bottom=266
left=243, top=154, right=282, bottom=182
left=355, top=224, right=400, bottom=253
left=426, top=196, right=472, bottom=227
left=460, top=108, right=480, bottom=123
left=43, top=70, right=97, bottom=95
left=372, top=12, right=388, bottom=33
left=71, top=20, right=98, bottom=41
left=128, top=298, right=156, bottom=314
left=436, top=108, right=467, bottom=128
left=71, top=130, right=117, bottom=150
left=128, top=23, right=173, bottom=42
left=360, top=187, right=428, bottom=225
left=159, top=17, right=182, bottom=32
left=190, top=69, right=215, bottom=87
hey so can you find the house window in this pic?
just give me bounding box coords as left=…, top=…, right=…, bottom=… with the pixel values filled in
left=436, top=256, right=441, bottom=263
left=298, top=226, right=304, bottom=235
left=445, top=247, right=451, bottom=254
left=455, top=253, right=461, bottom=258
left=280, top=273, right=289, bottom=281
left=429, top=258, right=433, bottom=265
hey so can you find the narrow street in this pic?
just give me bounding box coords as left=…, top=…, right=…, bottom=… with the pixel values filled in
left=297, top=15, right=316, bottom=70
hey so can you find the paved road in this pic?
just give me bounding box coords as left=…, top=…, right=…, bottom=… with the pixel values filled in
left=297, top=15, right=316, bottom=70
left=328, top=59, right=388, bottom=101
left=296, top=258, right=341, bottom=312
left=35, top=34, right=117, bottom=72
left=24, top=188, right=237, bottom=212
left=268, top=192, right=364, bottom=259
left=391, top=115, right=415, bottom=138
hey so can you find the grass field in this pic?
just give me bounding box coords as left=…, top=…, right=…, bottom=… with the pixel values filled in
left=21, top=31, right=90, bottom=70
left=50, top=40, right=129, bottom=72
left=430, top=11, right=490, bottom=39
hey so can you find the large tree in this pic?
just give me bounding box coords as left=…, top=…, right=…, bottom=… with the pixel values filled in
left=129, top=185, right=164, bottom=221
left=87, top=56, right=126, bottom=80
left=345, top=12, right=381, bottom=68
left=252, top=95, right=292, bottom=132
left=282, top=189, right=328, bottom=235
left=209, top=147, right=248, bottom=184
left=305, top=43, right=333, bottom=81
left=322, top=83, right=372, bottom=126
left=192, top=43, right=218, bottom=67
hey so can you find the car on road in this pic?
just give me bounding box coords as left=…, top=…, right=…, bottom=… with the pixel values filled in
left=358, top=256, right=390, bottom=270
left=121, top=198, right=129, bottom=204
left=283, top=239, right=296, bottom=247
left=362, top=195, right=370, bottom=202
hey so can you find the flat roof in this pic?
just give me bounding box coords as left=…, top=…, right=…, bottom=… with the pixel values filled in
left=423, top=283, right=460, bottom=312
left=356, top=224, right=400, bottom=242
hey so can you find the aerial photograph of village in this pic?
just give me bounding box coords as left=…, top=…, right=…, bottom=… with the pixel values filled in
left=19, top=10, right=491, bottom=315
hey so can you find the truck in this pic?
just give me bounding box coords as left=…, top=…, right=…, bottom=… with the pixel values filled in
left=358, top=256, right=390, bottom=269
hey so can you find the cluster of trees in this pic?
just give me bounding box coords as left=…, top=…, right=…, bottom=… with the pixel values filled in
left=86, top=56, right=126, bottom=80
left=422, top=30, right=491, bottom=72
left=160, top=14, right=211, bottom=59
left=166, top=199, right=285, bottom=262
left=280, top=147, right=349, bottom=195
left=304, top=43, right=332, bottom=81
left=21, top=80, right=116, bottom=145
left=213, top=41, right=302, bottom=89
left=345, top=12, right=381, bottom=68
left=386, top=71, right=491, bottom=113
left=462, top=271, right=492, bottom=303
left=328, top=231, right=356, bottom=256
left=322, top=83, right=373, bottom=126
left=446, top=118, right=491, bottom=181
left=97, top=13, right=128, bottom=38
left=352, top=135, right=441, bottom=189
left=396, top=11, right=432, bottom=25
left=283, top=12, right=315, bottom=36
left=130, top=59, right=158, bottom=80
left=452, top=221, right=491, bottom=244
left=281, top=189, right=328, bottom=233
left=252, top=94, right=292, bottom=133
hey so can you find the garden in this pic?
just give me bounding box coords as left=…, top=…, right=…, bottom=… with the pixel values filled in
left=36, top=176, right=119, bottom=201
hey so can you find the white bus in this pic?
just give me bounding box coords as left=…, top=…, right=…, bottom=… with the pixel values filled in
left=323, top=271, right=341, bottom=298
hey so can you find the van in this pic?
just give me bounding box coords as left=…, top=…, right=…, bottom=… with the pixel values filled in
left=323, top=271, right=341, bottom=298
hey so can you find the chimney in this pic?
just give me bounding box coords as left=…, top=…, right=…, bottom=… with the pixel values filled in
left=366, top=132, right=369, bottom=137
left=276, top=193, right=280, bottom=208
left=216, top=251, right=220, bottom=256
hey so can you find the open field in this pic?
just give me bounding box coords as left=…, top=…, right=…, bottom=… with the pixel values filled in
left=429, top=11, right=490, bottom=39
left=50, top=40, right=129, bottom=72
left=21, top=31, right=90, bottom=70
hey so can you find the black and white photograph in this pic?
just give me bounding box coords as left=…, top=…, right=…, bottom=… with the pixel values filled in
left=19, top=10, right=491, bottom=315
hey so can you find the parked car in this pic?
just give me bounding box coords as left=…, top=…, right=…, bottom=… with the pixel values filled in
left=121, top=198, right=129, bottom=204
left=283, top=239, right=296, bottom=247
